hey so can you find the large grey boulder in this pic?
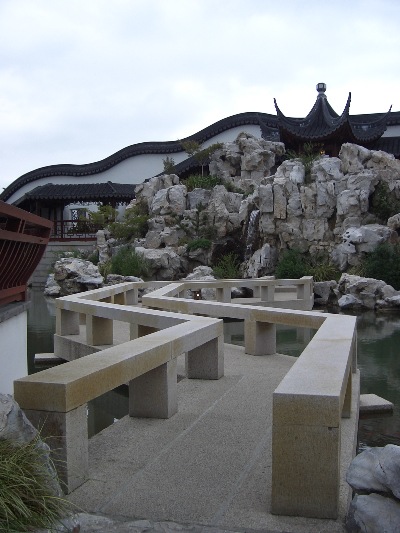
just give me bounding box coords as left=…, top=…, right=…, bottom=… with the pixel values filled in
left=135, top=174, right=180, bottom=210
left=135, top=246, right=185, bottom=280
left=244, top=243, right=277, bottom=278
left=345, top=445, right=400, bottom=532
left=151, top=184, right=187, bottom=216
left=46, top=257, right=103, bottom=296
left=44, top=273, right=61, bottom=296
left=313, top=280, right=338, bottom=306
left=347, top=445, right=400, bottom=499
left=338, top=294, right=363, bottom=309
left=346, top=493, right=400, bottom=533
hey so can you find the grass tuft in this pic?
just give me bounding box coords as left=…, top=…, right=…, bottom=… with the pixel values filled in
left=0, top=435, right=73, bottom=532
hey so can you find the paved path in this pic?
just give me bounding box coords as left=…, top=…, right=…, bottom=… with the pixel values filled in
left=67, top=344, right=355, bottom=533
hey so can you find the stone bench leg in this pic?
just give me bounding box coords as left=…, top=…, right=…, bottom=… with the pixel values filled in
left=113, top=292, right=126, bottom=305
left=260, top=284, right=275, bottom=303
left=186, top=335, right=224, bottom=379
left=126, top=288, right=139, bottom=305
left=23, top=405, right=88, bottom=494
left=129, top=359, right=178, bottom=418
left=56, top=308, right=80, bottom=336
left=86, top=315, right=113, bottom=345
left=216, top=287, right=231, bottom=303
left=244, top=320, right=276, bottom=355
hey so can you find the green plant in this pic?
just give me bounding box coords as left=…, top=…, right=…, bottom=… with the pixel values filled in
left=186, top=238, right=212, bottom=252
left=0, top=435, right=73, bottom=532
left=307, top=251, right=341, bottom=282
left=98, top=260, right=113, bottom=278
left=183, top=174, right=222, bottom=191
left=88, top=205, right=118, bottom=226
left=370, top=181, right=400, bottom=223
left=221, top=179, right=245, bottom=194
left=110, top=247, right=150, bottom=278
left=162, top=156, right=176, bottom=174
left=86, top=250, right=100, bottom=265
left=109, top=204, right=149, bottom=241
left=309, top=261, right=341, bottom=282
left=213, top=252, right=241, bottom=279
left=275, top=249, right=310, bottom=279
left=363, top=242, right=400, bottom=290
left=285, top=142, right=322, bottom=183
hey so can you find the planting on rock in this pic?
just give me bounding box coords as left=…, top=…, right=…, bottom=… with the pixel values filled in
left=109, top=247, right=150, bottom=278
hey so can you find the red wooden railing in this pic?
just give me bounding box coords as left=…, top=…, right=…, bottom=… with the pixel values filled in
left=51, top=219, right=101, bottom=241
left=0, top=201, right=52, bottom=306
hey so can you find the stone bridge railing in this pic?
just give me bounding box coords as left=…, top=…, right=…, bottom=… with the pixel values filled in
left=14, top=277, right=357, bottom=520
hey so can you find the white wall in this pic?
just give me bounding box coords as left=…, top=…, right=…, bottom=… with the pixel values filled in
left=0, top=307, right=28, bottom=395
left=7, top=125, right=262, bottom=205
left=382, top=124, right=400, bottom=137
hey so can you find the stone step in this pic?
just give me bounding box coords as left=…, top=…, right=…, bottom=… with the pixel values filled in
left=359, top=393, right=394, bottom=414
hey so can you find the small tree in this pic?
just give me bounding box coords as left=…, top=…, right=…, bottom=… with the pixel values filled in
left=162, top=156, right=176, bottom=174
left=180, top=139, right=223, bottom=176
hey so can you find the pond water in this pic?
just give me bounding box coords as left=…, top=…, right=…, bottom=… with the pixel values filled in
left=27, top=288, right=400, bottom=446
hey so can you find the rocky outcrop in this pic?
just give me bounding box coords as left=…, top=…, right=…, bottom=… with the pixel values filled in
left=44, top=257, right=103, bottom=296
left=332, top=224, right=397, bottom=271
left=135, top=246, right=187, bottom=281
left=337, top=273, right=400, bottom=310
left=346, top=445, right=400, bottom=532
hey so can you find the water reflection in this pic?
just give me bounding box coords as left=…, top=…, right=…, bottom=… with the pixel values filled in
left=27, top=288, right=400, bottom=446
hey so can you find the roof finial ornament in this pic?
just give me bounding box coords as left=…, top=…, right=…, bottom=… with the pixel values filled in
left=316, top=82, right=327, bottom=96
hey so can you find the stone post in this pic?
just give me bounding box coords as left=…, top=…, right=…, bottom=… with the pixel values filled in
left=244, top=320, right=276, bottom=355
left=23, top=405, right=88, bottom=494
left=114, top=292, right=126, bottom=305
left=86, top=315, right=113, bottom=345
left=126, top=288, right=139, bottom=305
left=216, top=287, right=231, bottom=303
left=186, top=335, right=224, bottom=379
left=56, top=308, right=80, bottom=336
left=129, top=359, right=178, bottom=418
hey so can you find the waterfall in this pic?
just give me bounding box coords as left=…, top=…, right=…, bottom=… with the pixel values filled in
left=245, top=209, right=260, bottom=260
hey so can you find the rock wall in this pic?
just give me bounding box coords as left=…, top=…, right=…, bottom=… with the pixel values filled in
left=129, top=134, right=400, bottom=279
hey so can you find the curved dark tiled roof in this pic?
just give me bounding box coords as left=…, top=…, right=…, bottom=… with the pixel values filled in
left=17, top=182, right=136, bottom=204
left=0, top=112, right=277, bottom=202
left=275, top=84, right=392, bottom=145
left=1, top=94, right=400, bottom=204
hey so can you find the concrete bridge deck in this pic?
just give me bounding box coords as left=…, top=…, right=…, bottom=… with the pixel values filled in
left=67, top=341, right=359, bottom=533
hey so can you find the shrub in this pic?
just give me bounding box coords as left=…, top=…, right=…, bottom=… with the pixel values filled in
left=110, top=247, right=150, bottom=278
left=186, top=238, right=212, bottom=252
left=0, top=435, right=72, bottom=532
left=307, top=251, right=341, bottom=282
left=370, top=181, right=400, bottom=223
left=309, top=262, right=341, bottom=282
left=183, top=174, right=222, bottom=191
left=363, top=242, right=400, bottom=290
left=88, top=205, right=117, bottom=226
left=275, top=249, right=310, bottom=279
left=162, top=156, right=176, bottom=174
left=109, top=205, right=149, bottom=241
left=213, top=252, right=241, bottom=279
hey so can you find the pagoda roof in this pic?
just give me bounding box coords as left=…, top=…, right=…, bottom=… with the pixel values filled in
left=274, top=83, right=392, bottom=146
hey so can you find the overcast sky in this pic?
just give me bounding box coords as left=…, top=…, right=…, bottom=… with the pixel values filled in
left=1, top=0, right=399, bottom=192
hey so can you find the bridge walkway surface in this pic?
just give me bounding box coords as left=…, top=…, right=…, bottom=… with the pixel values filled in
left=66, top=332, right=358, bottom=533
